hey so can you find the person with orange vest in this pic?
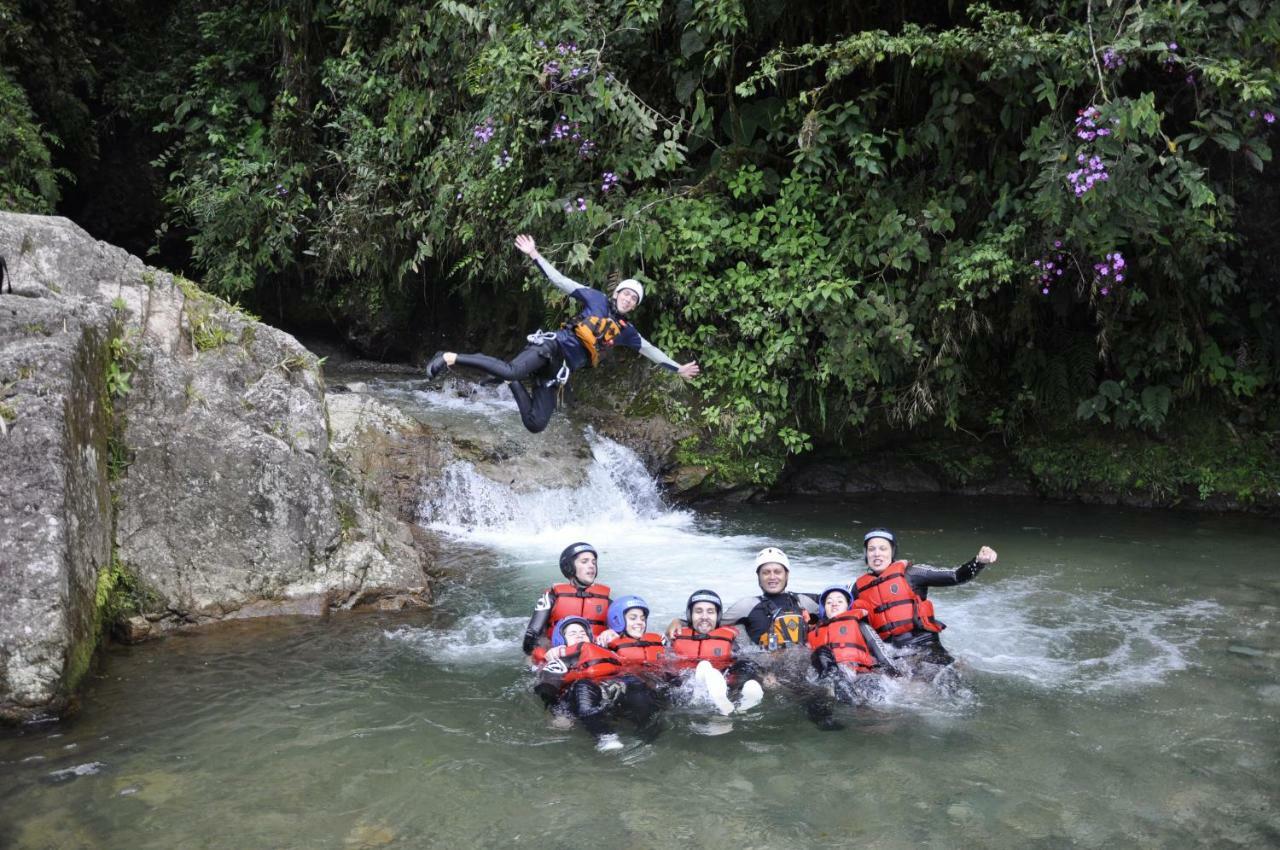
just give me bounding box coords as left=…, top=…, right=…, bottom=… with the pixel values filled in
left=597, top=595, right=666, bottom=667
left=424, top=234, right=700, bottom=433
left=595, top=595, right=667, bottom=737
left=853, top=528, right=998, bottom=666
left=532, top=617, right=629, bottom=751
left=803, top=586, right=900, bottom=729
left=522, top=542, right=612, bottom=656
left=665, top=590, right=764, bottom=715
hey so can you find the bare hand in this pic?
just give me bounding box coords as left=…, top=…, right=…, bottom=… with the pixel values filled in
left=595, top=629, right=619, bottom=647
left=976, top=546, right=997, bottom=564
left=665, top=618, right=685, bottom=639
left=515, top=234, right=538, bottom=258
left=545, top=645, right=567, bottom=661
left=677, top=361, right=700, bottom=380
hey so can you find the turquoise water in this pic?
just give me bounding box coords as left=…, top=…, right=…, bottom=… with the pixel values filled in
left=2, top=386, right=1278, bottom=848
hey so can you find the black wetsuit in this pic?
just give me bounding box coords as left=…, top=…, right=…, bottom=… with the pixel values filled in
left=721, top=591, right=822, bottom=649
left=805, top=618, right=900, bottom=728
left=533, top=658, right=661, bottom=742
left=861, top=559, right=988, bottom=666
left=453, top=340, right=563, bottom=434
left=447, top=256, right=678, bottom=434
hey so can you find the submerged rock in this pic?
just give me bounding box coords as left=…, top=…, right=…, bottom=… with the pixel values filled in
left=0, top=212, right=434, bottom=722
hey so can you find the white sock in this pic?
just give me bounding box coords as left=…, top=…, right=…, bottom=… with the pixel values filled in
left=736, top=679, right=764, bottom=712
left=696, top=660, right=734, bottom=716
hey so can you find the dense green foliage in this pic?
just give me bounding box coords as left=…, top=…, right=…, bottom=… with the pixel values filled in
left=3, top=0, right=1279, bottom=482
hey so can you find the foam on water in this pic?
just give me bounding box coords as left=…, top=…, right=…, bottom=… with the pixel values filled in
left=945, top=575, right=1219, bottom=693
left=383, top=613, right=527, bottom=664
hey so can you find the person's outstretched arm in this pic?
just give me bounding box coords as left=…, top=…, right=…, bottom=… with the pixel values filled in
left=637, top=336, right=700, bottom=378
left=515, top=234, right=585, bottom=296
left=906, top=546, right=998, bottom=589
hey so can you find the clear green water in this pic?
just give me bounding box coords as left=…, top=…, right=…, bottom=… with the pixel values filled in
left=3, top=405, right=1278, bottom=848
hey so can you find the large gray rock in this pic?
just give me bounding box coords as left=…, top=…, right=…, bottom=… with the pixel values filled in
left=0, top=212, right=433, bottom=722
left=0, top=257, right=115, bottom=721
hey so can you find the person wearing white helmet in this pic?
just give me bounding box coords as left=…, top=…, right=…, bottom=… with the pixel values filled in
left=424, top=233, right=700, bottom=433
left=723, top=547, right=823, bottom=651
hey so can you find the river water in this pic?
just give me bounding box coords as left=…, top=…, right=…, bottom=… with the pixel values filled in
left=2, top=381, right=1278, bottom=848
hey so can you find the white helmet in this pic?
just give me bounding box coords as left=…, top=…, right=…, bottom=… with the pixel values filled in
left=754, top=547, right=790, bottom=573
left=615, top=278, right=644, bottom=304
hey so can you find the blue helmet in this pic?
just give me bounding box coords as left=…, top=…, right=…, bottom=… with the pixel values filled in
left=551, top=616, right=593, bottom=648
left=818, top=585, right=853, bottom=611
left=607, top=595, right=650, bottom=634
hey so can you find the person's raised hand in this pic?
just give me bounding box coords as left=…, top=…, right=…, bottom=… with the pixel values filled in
left=976, top=546, right=997, bottom=564
left=515, top=234, right=538, bottom=258
left=677, top=361, right=700, bottom=380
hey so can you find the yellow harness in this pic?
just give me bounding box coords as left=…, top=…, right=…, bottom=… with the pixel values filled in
left=569, top=315, right=626, bottom=367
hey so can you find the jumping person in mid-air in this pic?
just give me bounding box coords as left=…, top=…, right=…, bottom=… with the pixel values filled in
left=425, top=234, right=700, bottom=433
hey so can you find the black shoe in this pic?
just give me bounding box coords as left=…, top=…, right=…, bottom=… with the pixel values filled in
left=425, top=352, right=448, bottom=380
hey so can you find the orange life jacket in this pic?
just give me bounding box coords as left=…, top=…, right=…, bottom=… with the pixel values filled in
left=853, top=561, right=943, bottom=639
left=667, top=626, right=738, bottom=670
left=808, top=609, right=878, bottom=672
left=569, top=314, right=628, bottom=367
left=546, top=582, right=612, bottom=638
left=560, top=643, right=624, bottom=684
left=608, top=633, right=666, bottom=666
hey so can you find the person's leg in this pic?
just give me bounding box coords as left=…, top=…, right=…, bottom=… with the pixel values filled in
left=567, top=680, right=618, bottom=746
left=451, top=343, right=551, bottom=381
left=618, top=675, right=664, bottom=741
left=694, top=661, right=735, bottom=715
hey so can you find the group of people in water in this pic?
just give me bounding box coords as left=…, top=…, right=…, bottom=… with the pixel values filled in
left=422, top=237, right=1000, bottom=748
left=521, top=530, right=998, bottom=750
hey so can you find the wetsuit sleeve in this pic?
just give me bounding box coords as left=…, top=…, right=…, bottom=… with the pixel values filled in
left=905, top=560, right=986, bottom=592
left=636, top=335, right=680, bottom=372
left=522, top=590, right=553, bottom=655
left=533, top=660, right=568, bottom=706
left=859, top=621, right=903, bottom=676
left=532, top=255, right=586, bottom=296
left=797, top=593, right=822, bottom=617
left=720, top=596, right=758, bottom=627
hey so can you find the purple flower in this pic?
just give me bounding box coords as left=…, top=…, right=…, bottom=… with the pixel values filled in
left=1250, top=110, right=1258, bottom=118
left=1266, top=112, right=1276, bottom=124
left=1042, top=287, right=1050, bottom=295
left=1100, top=287, right=1110, bottom=296
left=1168, top=42, right=1178, bottom=51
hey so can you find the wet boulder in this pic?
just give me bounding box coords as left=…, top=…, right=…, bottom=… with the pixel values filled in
left=0, top=212, right=432, bottom=722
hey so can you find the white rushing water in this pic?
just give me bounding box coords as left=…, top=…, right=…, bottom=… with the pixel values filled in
left=410, top=430, right=1213, bottom=697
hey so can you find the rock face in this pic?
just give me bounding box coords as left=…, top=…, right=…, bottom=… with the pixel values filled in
left=0, top=212, right=433, bottom=722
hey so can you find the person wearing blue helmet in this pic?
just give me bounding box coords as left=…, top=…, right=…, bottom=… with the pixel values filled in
left=532, top=617, right=628, bottom=751
left=598, top=596, right=666, bottom=665
left=597, top=595, right=668, bottom=738
left=803, top=586, right=901, bottom=729
left=424, top=234, right=700, bottom=433
left=535, top=614, right=668, bottom=750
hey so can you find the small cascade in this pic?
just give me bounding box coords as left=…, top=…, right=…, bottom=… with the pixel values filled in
left=417, top=430, right=674, bottom=538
